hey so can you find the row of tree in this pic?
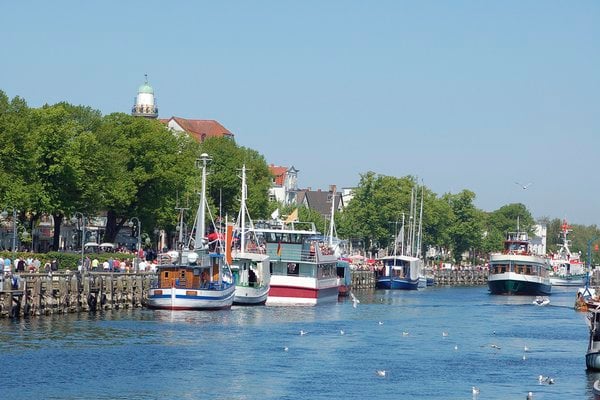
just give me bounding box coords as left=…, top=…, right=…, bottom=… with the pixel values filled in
left=1, top=91, right=599, bottom=264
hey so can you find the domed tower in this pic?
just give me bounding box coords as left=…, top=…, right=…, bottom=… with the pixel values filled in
left=132, top=74, right=158, bottom=118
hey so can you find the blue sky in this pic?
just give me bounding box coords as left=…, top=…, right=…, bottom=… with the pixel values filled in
left=1, top=1, right=599, bottom=225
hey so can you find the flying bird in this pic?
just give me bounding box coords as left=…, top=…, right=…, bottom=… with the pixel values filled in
left=472, top=386, right=480, bottom=398
left=515, top=181, right=533, bottom=190
left=376, top=370, right=386, bottom=377
left=283, top=346, right=289, bottom=352
left=442, top=331, right=449, bottom=337
left=299, top=330, right=307, bottom=336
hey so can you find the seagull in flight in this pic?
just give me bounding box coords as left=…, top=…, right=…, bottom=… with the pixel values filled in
left=299, top=330, right=307, bottom=336
left=376, top=369, right=386, bottom=377
left=515, top=181, right=533, bottom=190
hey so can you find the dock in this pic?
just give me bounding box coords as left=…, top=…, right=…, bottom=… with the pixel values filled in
left=0, top=272, right=154, bottom=318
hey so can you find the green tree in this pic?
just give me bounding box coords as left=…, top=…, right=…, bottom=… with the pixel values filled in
left=96, top=113, right=201, bottom=243
left=198, top=137, right=272, bottom=221
left=444, top=190, right=484, bottom=263
left=28, top=103, right=104, bottom=250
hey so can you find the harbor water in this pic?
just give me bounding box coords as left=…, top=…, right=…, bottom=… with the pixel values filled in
left=0, top=286, right=594, bottom=399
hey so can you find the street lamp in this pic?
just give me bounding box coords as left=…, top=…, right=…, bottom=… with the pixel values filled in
left=129, top=217, right=141, bottom=271
left=71, top=212, right=85, bottom=272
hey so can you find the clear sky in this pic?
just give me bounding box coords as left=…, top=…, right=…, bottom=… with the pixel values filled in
left=1, top=1, right=598, bottom=226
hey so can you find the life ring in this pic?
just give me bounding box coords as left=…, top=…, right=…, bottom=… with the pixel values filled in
left=87, top=294, right=97, bottom=310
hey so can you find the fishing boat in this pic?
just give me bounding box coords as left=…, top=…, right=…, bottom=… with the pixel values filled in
left=146, top=153, right=235, bottom=310
left=586, top=308, right=600, bottom=370
left=254, top=220, right=340, bottom=306
left=376, top=254, right=421, bottom=290
left=549, top=220, right=587, bottom=286
left=376, top=189, right=424, bottom=291
left=229, top=165, right=270, bottom=305
left=488, top=228, right=552, bottom=296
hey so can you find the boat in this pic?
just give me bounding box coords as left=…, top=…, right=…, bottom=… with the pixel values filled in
left=586, top=308, right=600, bottom=370
left=575, top=286, right=600, bottom=312
left=229, top=165, right=270, bottom=305
left=593, top=380, right=600, bottom=400
left=487, top=227, right=552, bottom=296
left=549, top=220, right=587, bottom=286
left=376, top=188, right=424, bottom=291
left=254, top=220, right=340, bottom=306
left=376, top=255, right=421, bottom=290
left=146, top=153, right=235, bottom=310
left=336, top=259, right=351, bottom=297
left=533, top=296, right=550, bottom=306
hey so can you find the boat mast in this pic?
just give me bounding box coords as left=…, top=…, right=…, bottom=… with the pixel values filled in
left=240, top=164, right=247, bottom=253
left=328, top=186, right=336, bottom=246
left=195, top=153, right=211, bottom=251
left=416, top=184, right=424, bottom=258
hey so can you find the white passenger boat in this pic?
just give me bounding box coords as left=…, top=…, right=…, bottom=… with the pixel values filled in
left=146, top=153, right=235, bottom=310
left=488, top=228, right=552, bottom=296
left=255, top=221, right=339, bottom=306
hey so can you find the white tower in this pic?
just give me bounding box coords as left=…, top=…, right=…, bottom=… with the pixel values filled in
left=132, top=74, right=158, bottom=118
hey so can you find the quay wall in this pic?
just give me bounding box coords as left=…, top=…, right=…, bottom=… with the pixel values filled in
left=0, top=272, right=154, bottom=319
left=350, top=269, right=488, bottom=290
left=1, top=269, right=489, bottom=318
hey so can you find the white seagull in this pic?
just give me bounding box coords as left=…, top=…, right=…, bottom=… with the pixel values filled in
left=283, top=346, right=289, bottom=352
left=340, top=329, right=345, bottom=335
left=472, top=386, right=480, bottom=398
left=378, top=321, right=384, bottom=325
left=299, top=330, right=307, bottom=336
left=454, top=345, right=459, bottom=351
left=515, top=181, right=533, bottom=190
left=350, top=292, right=360, bottom=308
left=402, top=331, right=409, bottom=336
left=490, top=344, right=501, bottom=349
left=524, top=345, right=529, bottom=352
left=526, top=392, right=534, bottom=400
left=442, top=331, right=449, bottom=337
left=376, top=370, right=386, bottom=377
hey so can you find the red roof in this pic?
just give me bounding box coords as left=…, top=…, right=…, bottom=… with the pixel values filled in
left=269, top=165, right=288, bottom=186
left=164, top=117, right=234, bottom=142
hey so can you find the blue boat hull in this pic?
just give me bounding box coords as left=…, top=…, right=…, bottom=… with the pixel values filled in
left=376, top=277, right=419, bottom=290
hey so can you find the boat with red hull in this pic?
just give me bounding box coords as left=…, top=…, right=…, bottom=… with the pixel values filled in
left=254, top=221, right=340, bottom=306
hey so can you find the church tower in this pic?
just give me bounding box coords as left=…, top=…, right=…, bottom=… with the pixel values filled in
left=132, top=74, right=158, bottom=118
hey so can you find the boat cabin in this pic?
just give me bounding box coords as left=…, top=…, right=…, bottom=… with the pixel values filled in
left=156, top=253, right=228, bottom=290
left=503, top=232, right=530, bottom=255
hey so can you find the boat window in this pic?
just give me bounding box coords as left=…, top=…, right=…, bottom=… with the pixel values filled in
left=287, top=263, right=299, bottom=276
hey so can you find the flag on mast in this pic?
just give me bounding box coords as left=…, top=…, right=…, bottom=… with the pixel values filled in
left=285, top=208, right=298, bottom=223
